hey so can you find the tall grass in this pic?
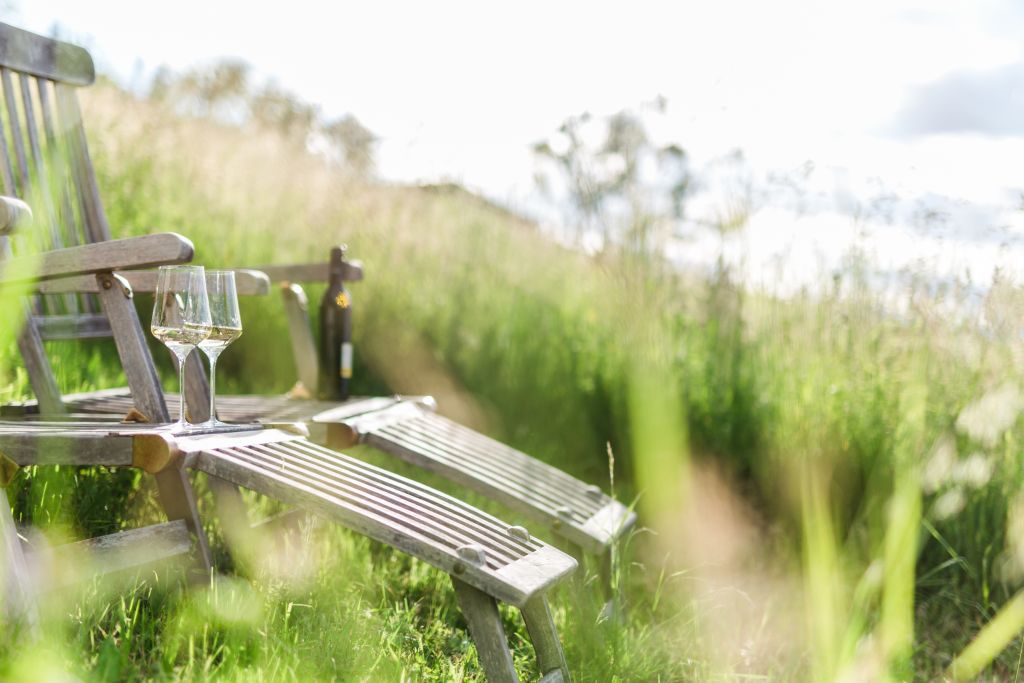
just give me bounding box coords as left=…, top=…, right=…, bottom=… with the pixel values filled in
left=1, top=82, right=1023, bottom=679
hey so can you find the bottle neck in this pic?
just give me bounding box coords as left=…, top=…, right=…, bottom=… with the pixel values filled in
left=328, top=247, right=346, bottom=285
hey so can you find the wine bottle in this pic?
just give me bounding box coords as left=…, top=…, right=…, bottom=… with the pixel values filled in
left=319, top=245, right=353, bottom=400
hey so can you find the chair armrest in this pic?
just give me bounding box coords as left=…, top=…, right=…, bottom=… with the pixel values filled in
left=0, top=233, right=194, bottom=284
left=253, top=259, right=363, bottom=284
left=36, top=268, right=271, bottom=296
left=0, top=196, right=32, bottom=236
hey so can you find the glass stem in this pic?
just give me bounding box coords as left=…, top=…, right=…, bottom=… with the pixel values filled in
left=208, top=353, right=218, bottom=424
left=177, top=348, right=190, bottom=425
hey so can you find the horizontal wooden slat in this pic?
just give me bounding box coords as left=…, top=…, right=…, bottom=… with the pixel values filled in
left=33, top=313, right=111, bottom=340
left=0, top=23, right=94, bottom=86
left=36, top=268, right=271, bottom=296
left=254, top=259, right=364, bottom=283
left=11, top=386, right=635, bottom=552
left=0, top=430, right=134, bottom=467
left=359, top=409, right=636, bottom=554
left=0, top=195, right=30, bottom=235
left=0, top=232, right=194, bottom=283
left=30, top=520, right=191, bottom=590
left=187, top=435, right=575, bottom=606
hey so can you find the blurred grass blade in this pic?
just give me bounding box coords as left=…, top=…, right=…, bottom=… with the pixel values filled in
left=949, top=591, right=1024, bottom=681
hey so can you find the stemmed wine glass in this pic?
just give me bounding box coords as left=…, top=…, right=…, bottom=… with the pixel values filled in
left=151, top=265, right=212, bottom=429
left=198, top=270, right=242, bottom=427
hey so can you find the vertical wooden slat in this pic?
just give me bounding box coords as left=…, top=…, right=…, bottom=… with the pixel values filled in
left=0, top=69, right=29, bottom=193
left=21, top=75, right=78, bottom=315
left=0, top=80, right=16, bottom=195
left=0, top=489, right=37, bottom=631
left=16, top=315, right=65, bottom=416
left=35, top=79, right=80, bottom=248
left=280, top=284, right=320, bottom=392
left=54, top=84, right=111, bottom=243
left=38, top=78, right=93, bottom=313
left=1, top=201, right=63, bottom=411
left=20, top=76, right=61, bottom=248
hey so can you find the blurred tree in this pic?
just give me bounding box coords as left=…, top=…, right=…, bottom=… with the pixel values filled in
left=249, top=82, right=318, bottom=139
left=533, top=103, right=692, bottom=255
left=322, top=114, right=378, bottom=177
left=146, top=59, right=376, bottom=174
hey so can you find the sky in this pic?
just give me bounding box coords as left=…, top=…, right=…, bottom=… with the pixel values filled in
left=12, top=1, right=1024, bottom=297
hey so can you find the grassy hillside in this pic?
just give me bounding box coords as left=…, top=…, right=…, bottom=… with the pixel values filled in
left=2, top=82, right=1024, bottom=679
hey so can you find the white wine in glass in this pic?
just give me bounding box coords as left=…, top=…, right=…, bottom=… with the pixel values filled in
left=151, top=265, right=212, bottom=428
left=198, top=270, right=242, bottom=427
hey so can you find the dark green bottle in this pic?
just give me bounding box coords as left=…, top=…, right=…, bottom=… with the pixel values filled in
left=319, top=245, right=353, bottom=400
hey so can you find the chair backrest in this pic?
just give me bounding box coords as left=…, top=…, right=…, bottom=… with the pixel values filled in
left=0, top=23, right=110, bottom=321
left=0, top=23, right=172, bottom=421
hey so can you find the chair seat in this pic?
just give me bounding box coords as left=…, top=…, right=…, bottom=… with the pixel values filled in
left=0, top=421, right=577, bottom=607
left=5, top=388, right=637, bottom=555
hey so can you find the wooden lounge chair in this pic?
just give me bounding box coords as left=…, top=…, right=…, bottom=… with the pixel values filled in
left=0, top=420, right=576, bottom=681
left=0, top=25, right=577, bottom=677
left=0, top=22, right=633, bottom=566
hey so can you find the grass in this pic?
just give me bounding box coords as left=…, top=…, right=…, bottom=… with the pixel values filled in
left=2, top=81, right=1024, bottom=679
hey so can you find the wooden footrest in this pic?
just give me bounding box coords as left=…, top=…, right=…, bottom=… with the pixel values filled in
left=342, top=402, right=637, bottom=555
left=180, top=428, right=578, bottom=607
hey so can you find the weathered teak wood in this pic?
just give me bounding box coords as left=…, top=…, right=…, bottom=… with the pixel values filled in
left=33, top=313, right=111, bottom=340
left=15, top=310, right=64, bottom=415
left=280, top=283, right=321, bottom=392
left=521, top=595, right=570, bottom=681
left=0, top=233, right=195, bottom=284
left=55, top=83, right=110, bottom=242
left=94, top=272, right=170, bottom=424
left=90, top=272, right=215, bottom=574
left=30, top=519, right=192, bottom=590
left=185, top=429, right=577, bottom=607
left=0, top=421, right=578, bottom=676
left=347, top=402, right=637, bottom=556
left=42, top=385, right=638, bottom=558
left=0, top=488, right=36, bottom=629
left=2, top=68, right=30, bottom=194
left=155, top=466, right=212, bottom=575
left=37, top=268, right=272, bottom=296
left=180, top=353, right=211, bottom=424
left=0, top=23, right=95, bottom=86
left=452, top=577, right=518, bottom=683
left=253, top=260, right=364, bottom=284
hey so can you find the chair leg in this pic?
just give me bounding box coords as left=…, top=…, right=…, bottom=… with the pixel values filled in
left=451, top=576, right=519, bottom=683
left=521, top=594, right=571, bottom=682
left=155, top=466, right=212, bottom=579
left=599, top=548, right=614, bottom=598
left=207, top=475, right=252, bottom=569
left=0, top=489, right=36, bottom=631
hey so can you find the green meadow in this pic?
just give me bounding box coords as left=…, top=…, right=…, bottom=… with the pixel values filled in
left=2, top=82, right=1024, bottom=680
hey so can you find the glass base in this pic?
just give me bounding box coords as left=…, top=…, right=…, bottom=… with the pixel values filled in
left=197, top=418, right=232, bottom=429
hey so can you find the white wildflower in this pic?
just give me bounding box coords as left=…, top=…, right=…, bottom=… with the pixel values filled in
left=956, top=383, right=1023, bottom=447
left=931, top=488, right=966, bottom=521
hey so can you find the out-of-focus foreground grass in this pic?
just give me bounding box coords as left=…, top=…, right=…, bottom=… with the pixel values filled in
left=2, top=82, right=1024, bottom=680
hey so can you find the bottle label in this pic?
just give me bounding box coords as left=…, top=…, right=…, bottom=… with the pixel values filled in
left=335, top=292, right=351, bottom=308
left=340, top=342, right=353, bottom=379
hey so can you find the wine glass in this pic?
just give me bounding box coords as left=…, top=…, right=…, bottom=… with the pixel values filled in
left=198, top=270, right=242, bottom=427
left=151, top=265, right=212, bottom=428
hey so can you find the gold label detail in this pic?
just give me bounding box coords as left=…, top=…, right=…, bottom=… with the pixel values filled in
left=335, top=292, right=350, bottom=309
